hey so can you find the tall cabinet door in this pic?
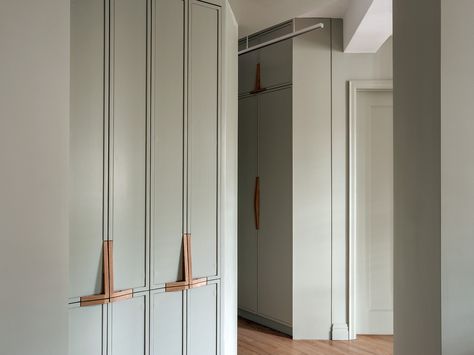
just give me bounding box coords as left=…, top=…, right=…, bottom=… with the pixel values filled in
left=258, top=88, right=293, bottom=325
left=70, top=0, right=106, bottom=302
left=70, top=0, right=107, bottom=351
left=111, top=0, right=149, bottom=292
left=151, top=0, right=185, bottom=288
left=151, top=0, right=186, bottom=288
left=188, top=0, right=220, bottom=279
left=238, top=96, right=258, bottom=313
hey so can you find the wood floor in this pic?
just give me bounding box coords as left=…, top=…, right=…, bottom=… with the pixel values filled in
left=238, top=318, right=393, bottom=355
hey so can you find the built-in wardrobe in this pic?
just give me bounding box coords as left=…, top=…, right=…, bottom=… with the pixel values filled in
left=238, top=18, right=333, bottom=338
left=69, top=0, right=226, bottom=353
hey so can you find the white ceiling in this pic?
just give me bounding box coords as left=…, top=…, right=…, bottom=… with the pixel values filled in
left=229, top=0, right=350, bottom=38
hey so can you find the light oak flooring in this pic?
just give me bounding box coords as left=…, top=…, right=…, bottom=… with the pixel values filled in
left=238, top=318, right=393, bottom=355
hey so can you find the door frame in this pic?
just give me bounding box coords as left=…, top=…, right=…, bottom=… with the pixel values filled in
left=348, top=80, right=393, bottom=340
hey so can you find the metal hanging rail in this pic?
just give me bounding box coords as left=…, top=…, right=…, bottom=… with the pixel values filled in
left=238, top=22, right=325, bottom=56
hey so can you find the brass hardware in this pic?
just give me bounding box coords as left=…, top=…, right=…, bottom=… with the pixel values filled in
left=80, top=241, right=133, bottom=307
left=165, top=234, right=208, bottom=292
left=250, top=63, right=266, bottom=94
left=254, top=176, right=260, bottom=230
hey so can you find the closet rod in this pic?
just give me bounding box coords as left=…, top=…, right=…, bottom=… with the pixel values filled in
left=238, top=22, right=324, bottom=56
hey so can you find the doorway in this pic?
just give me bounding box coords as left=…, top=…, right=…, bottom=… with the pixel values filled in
left=349, top=80, right=394, bottom=339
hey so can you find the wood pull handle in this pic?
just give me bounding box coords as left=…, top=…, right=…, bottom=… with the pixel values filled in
left=80, top=241, right=133, bottom=307
left=165, top=234, right=208, bottom=292
left=254, top=176, right=260, bottom=230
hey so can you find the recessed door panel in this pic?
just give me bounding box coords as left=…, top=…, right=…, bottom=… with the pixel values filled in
left=112, top=0, right=148, bottom=291
left=355, top=90, right=394, bottom=335
left=152, top=0, right=185, bottom=287
left=238, top=96, right=258, bottom=312
left=150, top=291, right=184, bottom=355
left=110, top=294, right=148, bottom=355
left=188, top=284, right=218, bottom=355
left=70, top=0, right=105, bottom=299
left=258, top=88, right=293, bottom=325
left=188, top=1, right=220, bottom=278
left=69, top=305, right=105, bottom=355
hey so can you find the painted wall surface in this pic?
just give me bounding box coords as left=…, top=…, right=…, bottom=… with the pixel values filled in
left=393, top=0, right=442, bottom=354
left=0, top=1, right=70, bottom=354
left=441, top=1, right=474, bottom=354
left=293, top=18, right=332, bottom=340
left=222, top=3, right=238, bottom=355
left=331, top=19, right=393, bottom=339
left=343, top=0, right=373, bottom=50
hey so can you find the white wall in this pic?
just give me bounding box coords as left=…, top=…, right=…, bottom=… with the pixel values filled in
left=0, top=1, right=70, bottom=354
left=221, top=2, right=238, bottom=354
left=441, top=1, right=474, bottom=354
left=393, top=0, right=442, bottom=354
left=331, top=19, right=392, bottom=340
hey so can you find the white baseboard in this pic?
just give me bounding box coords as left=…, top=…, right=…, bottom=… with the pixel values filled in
left=331, top=323, right=349, bottom=340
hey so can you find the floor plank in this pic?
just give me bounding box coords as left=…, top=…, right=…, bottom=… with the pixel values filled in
left=238, top=318, right=393, bottom=355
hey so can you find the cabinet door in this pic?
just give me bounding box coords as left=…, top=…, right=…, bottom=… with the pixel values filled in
left=238, top=51, right=258, bottom=95
left=258, top=88, right=293, bottom=325
left=151, top=0, right=186, bottom=288
left=188, top=284, right=218, bottom=355
left=237, top=96, right=258, bottom=312
left=112, top=0, right=148, bottom=292
left=259, top=39, right=292, bottom=89
left=70, top=0, right=105, bottom=300
left=150, top=290, right=184, bottom=355
left=69, top=305, right=106, bottom=355
left=188, top=0, right=220, bottom=279
left=258, top=22, right=293, bottom=89
left=109, top=294, right=149, bottom=355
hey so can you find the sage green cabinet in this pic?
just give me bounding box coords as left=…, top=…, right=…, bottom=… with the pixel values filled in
left=238, top=18, right=333, bottom=338
left=151, top=0, right=185, bottom=288
left=257, top=88, right=292, bottom=325
left=188, top=283, right=219, bottom=355
left=69, top=305, right=105, bottom=355
left=150, top=290, right=184, bottom=355
left=237, top=96, right=258, bottom=313
left=238, top=21, right=293, bottom=95
left=112, top=0, right=149, bottom=293
left=238, top=88, right=293, bottom=329
left=188, top=0, right=220, bottom=279
left=109, top=294, right=149, bottom=355
left=70, top=0, right=223, bottom=353
left=70, top=0, right=105, bottom=301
